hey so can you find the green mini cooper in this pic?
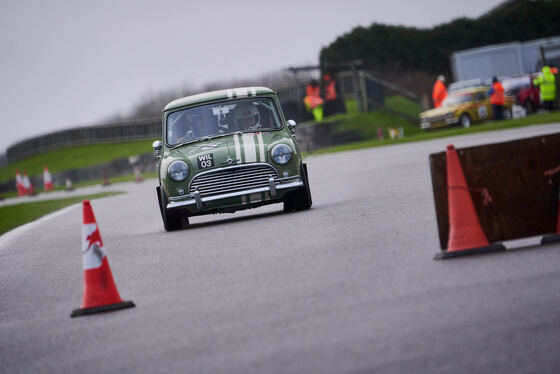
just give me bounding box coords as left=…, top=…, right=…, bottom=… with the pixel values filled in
left=153, top=87, right=312, bottom=231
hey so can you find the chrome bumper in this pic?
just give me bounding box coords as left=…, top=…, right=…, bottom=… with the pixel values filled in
left=167, top=176, right=303, bottom=210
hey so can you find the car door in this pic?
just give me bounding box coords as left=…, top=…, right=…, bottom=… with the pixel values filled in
left=473, top=91, right=490, bottom=122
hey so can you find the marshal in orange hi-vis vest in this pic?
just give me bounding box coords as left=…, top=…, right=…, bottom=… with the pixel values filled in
left=432, top=80, right=447, bottom=108
left=490, top=82, right=505, bottom=105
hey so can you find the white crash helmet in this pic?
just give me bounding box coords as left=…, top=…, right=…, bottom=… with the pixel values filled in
left=234, top=102, right=260, bottom=130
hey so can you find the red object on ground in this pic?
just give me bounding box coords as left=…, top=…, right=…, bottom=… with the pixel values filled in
left=15, top=170, right=26, bottom=196
left=71, top=200, right=134, bottom=317
left=434, top=144, right=506, bottom=259
left=445, top=144, right=490, bottom=251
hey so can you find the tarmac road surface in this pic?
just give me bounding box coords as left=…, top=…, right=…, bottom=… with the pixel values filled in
left=2, top=123, right=560, bottom=374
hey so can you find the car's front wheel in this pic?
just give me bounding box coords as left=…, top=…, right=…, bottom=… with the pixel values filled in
left=157, top=186, right=188, bottom=231
left=460, top=113, right=471, bottom=128
left=284, top=163, right=312, bottom=212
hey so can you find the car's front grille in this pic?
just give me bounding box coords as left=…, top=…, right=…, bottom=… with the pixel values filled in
left=189, top=164, right=278, bottom=197
left=427, top=114, right=447, bottom=123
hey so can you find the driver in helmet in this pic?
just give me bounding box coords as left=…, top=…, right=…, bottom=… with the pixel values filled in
left=171, top=113, right=195, bottom=145
left=233, top=102, right=261, bottom=131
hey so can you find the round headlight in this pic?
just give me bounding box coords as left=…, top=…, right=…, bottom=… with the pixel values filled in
left=271, top=144, right=293, bottom=165
left=168, top=161, right=189, bottom=181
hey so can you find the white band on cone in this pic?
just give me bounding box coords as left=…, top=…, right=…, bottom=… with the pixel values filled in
left=82, top=223, right=106, bottom=270
left=44, top=170, right=52, bottom=183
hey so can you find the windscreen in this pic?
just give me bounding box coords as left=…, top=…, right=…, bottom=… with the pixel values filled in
left=441, top=93, right=473, bottom=107
left=166, top=97, right=282, bottom=146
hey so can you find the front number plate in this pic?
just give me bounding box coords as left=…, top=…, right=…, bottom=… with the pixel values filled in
left=197, top=153, right=215, bottom=169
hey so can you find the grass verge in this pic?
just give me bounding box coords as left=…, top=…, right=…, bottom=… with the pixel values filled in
left=0, top=191, right=124, bottom=235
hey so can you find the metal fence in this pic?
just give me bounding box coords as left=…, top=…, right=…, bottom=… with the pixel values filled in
left=6, top=116, right=162, bottom=163
left=276, top=69, right=420, bottom=122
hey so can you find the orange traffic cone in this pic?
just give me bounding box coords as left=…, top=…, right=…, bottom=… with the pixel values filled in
left=71, top=200, right=134, bottom=317
left=434, top=144, right=505, bottom=259
left=134, top=166, right=143, bottom=182
left=15, top=170, right=26, bottom=196
left=43, top=165, right=54, bottom=191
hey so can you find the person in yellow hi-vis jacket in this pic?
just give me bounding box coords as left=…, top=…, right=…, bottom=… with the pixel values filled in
left=533, top=66, right=556, bottom=110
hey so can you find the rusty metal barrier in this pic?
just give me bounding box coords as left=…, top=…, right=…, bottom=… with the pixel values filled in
left=430, top=133, right=560, bottom=258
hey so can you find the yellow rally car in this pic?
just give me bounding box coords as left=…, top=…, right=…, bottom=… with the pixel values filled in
left=419, top=86, right=515, bottom=130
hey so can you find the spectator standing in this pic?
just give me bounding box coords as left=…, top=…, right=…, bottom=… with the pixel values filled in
left=432, top=75, right=447, bottom=108
left=533, top=66, right=556, bottom=110
left=322, top=74, right=337, bottom=101
left=322, top=73, right=342, bottom=117
left=303, top=79, right=324, bottom=122
left=488, top=76, right=505, bottom=120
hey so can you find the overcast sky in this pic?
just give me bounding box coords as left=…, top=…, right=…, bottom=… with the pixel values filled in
left=0, top=0, right=504, bottom=154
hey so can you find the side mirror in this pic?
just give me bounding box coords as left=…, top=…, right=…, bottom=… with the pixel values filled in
left=287, top=119, right=296, bottom=134
left=152, top=140, right=163, bottom=159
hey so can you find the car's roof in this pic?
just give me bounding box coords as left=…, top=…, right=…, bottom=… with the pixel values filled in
left=164, top=87, right=275, bottom=112
left=450, top=86, right=489, bottom=95
left=448, top=78, right=485, bottom=92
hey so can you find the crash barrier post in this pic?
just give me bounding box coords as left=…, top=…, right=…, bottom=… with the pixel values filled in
left=541, top=164, right=560, bottom=244
left=71, top=200, right=134, bottom=317
left=430, top=134, right=560, bottom=259
left=65, top=177, right=74, bottom=191
left=102, top=170, right=110, bottom=186
left=134, top=166, right=143, bottom=182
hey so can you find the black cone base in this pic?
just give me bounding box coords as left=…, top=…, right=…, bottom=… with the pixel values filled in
left=434, top=243, right=506, bottom=260
left=71, top=300, right=135, bottom=318
left=541, top=234, right=560, bottom=245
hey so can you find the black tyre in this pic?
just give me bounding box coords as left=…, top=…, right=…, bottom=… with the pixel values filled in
left=459, top=113, right=471, bottom=128
left=157, top=186, right=187, bottom=231
left=283, top=163, right=312, bottom=212
left=524, top=100, right=534, bottom=115
left=296, top=163, right=312, bottom=210
left=283, top=192, right=297, bottom=212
